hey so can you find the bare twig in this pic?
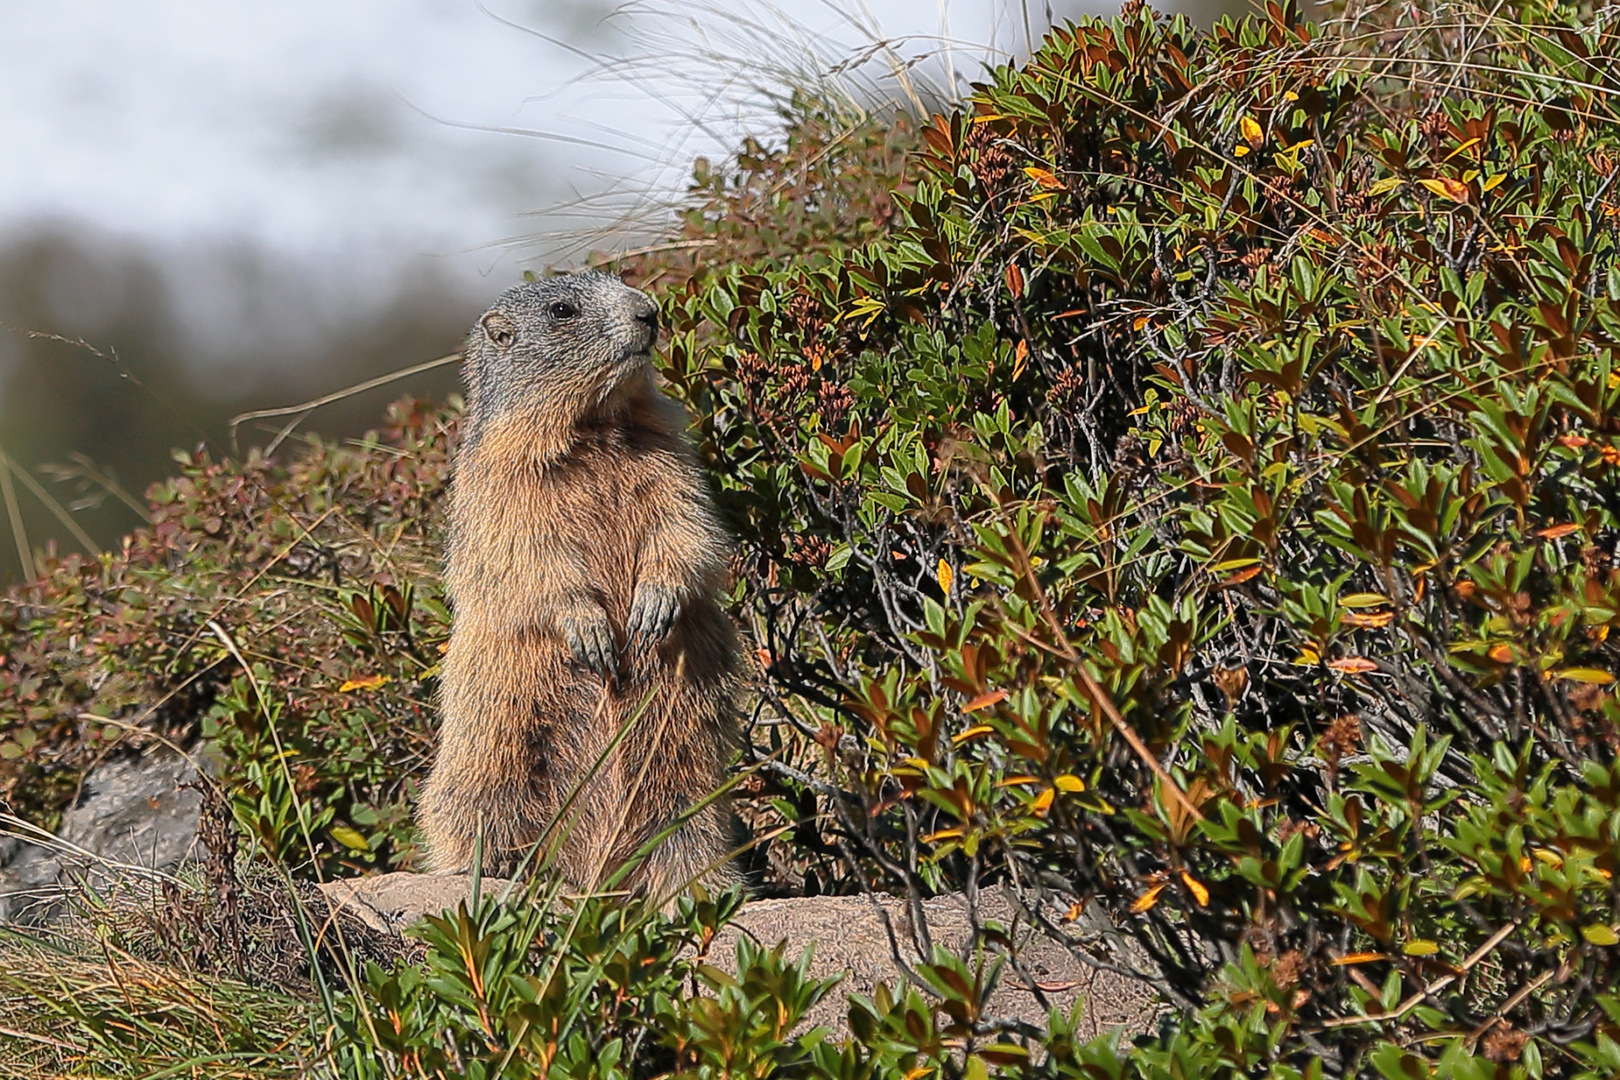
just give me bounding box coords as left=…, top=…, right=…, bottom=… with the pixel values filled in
left=1315, top=922, right=1520, bottom=1031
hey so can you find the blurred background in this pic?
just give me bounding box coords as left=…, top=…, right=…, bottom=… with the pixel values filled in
left=0, top=0, right=1248, bottom=577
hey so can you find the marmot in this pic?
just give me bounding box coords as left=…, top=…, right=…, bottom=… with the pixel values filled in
left=418, top=270, right=739, bottom=896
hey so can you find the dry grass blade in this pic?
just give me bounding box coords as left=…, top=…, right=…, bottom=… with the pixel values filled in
left=0, top=929, right=309, bottom=1078
left=0, top=449, right=33, bottom=582
left=0, top=447, right=100, bottom=557
left=228, top=351, right=463, bottom=455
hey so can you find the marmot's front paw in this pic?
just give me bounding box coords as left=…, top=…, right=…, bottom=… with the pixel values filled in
left=560, top=607, right=616, bottom=679
left=626, top=583, right=681, bottom=656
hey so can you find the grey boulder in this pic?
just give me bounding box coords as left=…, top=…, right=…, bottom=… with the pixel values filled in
left=318, top=872, right=1162, bottom=1038
left=0, top=749, right=205, bottom=923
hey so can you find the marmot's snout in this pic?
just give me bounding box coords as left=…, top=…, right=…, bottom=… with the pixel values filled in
left=633, top=303, right=660, bottom=352
left=571, top=274, right=658, bottom=364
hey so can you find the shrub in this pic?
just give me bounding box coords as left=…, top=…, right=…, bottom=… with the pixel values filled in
left=0, top=399, right=456, bottom=870
left=640, top=0, right=1620, bottom=1073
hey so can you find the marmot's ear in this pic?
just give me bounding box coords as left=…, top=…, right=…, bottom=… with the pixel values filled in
left=481, top=311, right=516, bottom=349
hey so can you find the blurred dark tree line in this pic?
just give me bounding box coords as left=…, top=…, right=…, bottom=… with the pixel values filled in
left=0, top=226, right=472, bottom=580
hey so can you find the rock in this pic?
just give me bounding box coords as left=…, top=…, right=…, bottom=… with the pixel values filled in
left=317, top=871, right=495, bottom=934
left=318, top=872, right=1163, bottom=1038
left=0, top=749, right=206, bottom=923
left=713, top=892, right=1161, bottom=1038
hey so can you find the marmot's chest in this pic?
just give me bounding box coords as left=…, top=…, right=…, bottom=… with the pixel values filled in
left=450, top=437, right=676, bottom=587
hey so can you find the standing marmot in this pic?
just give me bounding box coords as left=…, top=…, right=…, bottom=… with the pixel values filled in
left=418, top=271, right=739, bottom=897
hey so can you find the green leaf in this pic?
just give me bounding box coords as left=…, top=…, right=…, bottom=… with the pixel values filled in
left=1556, top=668, right=1615, bottom=685
left=1581, top=924, right=1618, bottom=946
left=329, top=825, right=371, bottom=853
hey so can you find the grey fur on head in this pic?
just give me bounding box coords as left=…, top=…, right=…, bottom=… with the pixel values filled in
left=462, top=270, right=659, bottom=443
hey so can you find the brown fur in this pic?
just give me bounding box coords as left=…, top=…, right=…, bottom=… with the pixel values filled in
left=418, top=274, right=739, bottom=897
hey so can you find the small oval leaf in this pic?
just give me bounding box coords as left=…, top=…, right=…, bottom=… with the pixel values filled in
left=329, top=825, right=371, bottom=853
left=1582, top=924, right=1619, bottom=946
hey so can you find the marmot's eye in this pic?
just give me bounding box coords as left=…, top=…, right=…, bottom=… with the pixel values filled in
left=549, top=301, right=579, bottom=320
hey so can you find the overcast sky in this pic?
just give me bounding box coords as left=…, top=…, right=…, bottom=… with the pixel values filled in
left=0, top=0, right=1138, bottom=283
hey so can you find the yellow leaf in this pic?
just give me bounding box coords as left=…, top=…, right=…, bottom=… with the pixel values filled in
left=998, top=775, right=1041, bottom=787
left=1181, top=872, right=1210, bottom=907
left=1340, top=593, right=1390, bottom=608
left=963, top=689, right=1008, bottom=712
left=1240, top=114, right=1263, bottom=144
left=922, top=827, right=964, bottom=844
left=1402, top=939, right=1439, bottom=956
left=329, top=825, right=371, bottom=853
left=1054, top=774, right=1086, bottom=793
left=1032, top=787, right=1055, bottom=816
left=1441, top=137, right=1481, bottom=162
left=1328, top=657, right=1379, bottom=674
left=1556, top=667, right=1615, bottom=685
left=1539, top=523, right=1583, bottom=539
left=1482, top=172, right=1507, bottom=192
left=1418, top=177, right=1470, bottom=203
left=1367, top=176, right=1403, bottom=196
left=1222, top=565, right=1264, bottom=586
left=1024, top=166, right=1063, bottom=189
left=1130, top=883, right=1166, bottom=914
left=339, top=674, right=390, bottom=693
left=953, top=724, right=995, bottom=745
left=1013, top=339, right=1029, bottom=381
left=1331, top=951, right=1387, bottom=965
left=1582, top=924, right=1619, bottom=946
left=1343, top=611, right=1394, bottom=629
left=937, top=559, right=954, bottom=594
left=1233, top=144, right=1251, bottom=158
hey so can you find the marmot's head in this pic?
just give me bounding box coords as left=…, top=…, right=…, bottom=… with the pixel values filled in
left=462, top=270, right=660, bottom=444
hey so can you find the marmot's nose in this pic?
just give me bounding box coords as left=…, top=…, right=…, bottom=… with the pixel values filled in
left=635, top=306, right=660, bottom=346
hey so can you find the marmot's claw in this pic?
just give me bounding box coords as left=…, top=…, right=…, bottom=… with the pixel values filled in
left=627, top=585, right=681, bottom=655
left=563, top=613, right=617, bottom=679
